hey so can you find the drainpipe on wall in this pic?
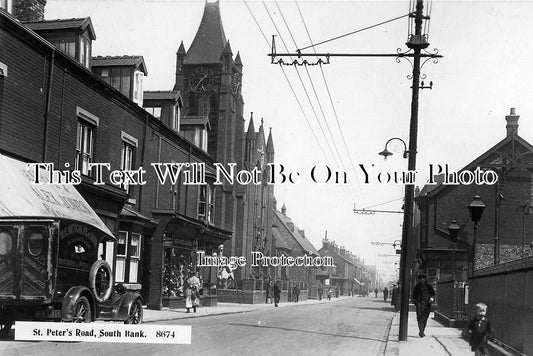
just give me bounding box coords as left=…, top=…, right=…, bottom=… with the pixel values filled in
left=42, top=50, right=55, bottom=162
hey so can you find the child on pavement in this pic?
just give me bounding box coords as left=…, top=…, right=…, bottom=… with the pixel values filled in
left=466, top=303, right=493, bottom=356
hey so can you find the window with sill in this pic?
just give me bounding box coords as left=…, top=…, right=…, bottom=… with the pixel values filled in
left=193, top=127, right=208, bottom=151
left=75, top=120, right=94, bottom=176
left=79, top=37, right=91, bottom=68
left=115, top=231, right=127, bottom=283
left=133, top=71, right=144, bottom=105
left=53, top=38, right=76, bottom=58
left=198, top=184, right=214, bottom=223
left=145, top=107, right=161, bottom=119
left=0, top=0, right=13, bottom=13
left=128, top=233, right=141, bottom=283
left=121, top=142, right=134, bottom=193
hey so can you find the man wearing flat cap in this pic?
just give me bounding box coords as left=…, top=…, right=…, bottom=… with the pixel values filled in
left=412, top=272, right=435, bottom=338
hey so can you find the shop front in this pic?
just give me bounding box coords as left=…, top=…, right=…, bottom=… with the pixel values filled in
left=147, top=211, right=232, bottom=310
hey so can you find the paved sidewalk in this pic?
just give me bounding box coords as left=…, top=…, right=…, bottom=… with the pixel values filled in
left=384, top=311, right=472, bottom=356
left=143, top=296, right=352, bottom=323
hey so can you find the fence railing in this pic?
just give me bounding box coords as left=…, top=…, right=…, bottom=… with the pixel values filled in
left=436, top=278, right=468, bottom=320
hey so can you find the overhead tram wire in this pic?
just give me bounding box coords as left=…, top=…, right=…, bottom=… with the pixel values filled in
left=297, top=13, right=411, bottom=52
left=242, top=0, right=330, bottom=164
left=261, top=1, right=346, bottom=177
left=295, top=0, right=367, bottom=206
left=274, top=0, right=359, bottom=201
left=263, top=1, right=358, bottom=203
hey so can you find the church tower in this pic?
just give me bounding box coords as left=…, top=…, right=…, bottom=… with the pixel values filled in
left=174, top=1, right=275, bottom=281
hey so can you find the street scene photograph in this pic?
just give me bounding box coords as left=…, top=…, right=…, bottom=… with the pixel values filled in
left=0, top=0, right=532, bottom=355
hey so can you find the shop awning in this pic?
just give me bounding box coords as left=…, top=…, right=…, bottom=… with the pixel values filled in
left=0, top=154, right=114, bottom=239
left=353, top=278, right=363, bottom=286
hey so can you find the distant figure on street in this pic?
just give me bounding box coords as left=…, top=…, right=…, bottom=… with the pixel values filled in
left=318, top=286, right=323, bottom=301
left=391, top=284, right=400, bottom=312
left=265, top=279, right=273, bottom=304
left=374, top=288, right=379, bottom=298
left=413, top=274, right=435, bottom=338
left=383, top=287, right=389, bottom=302
left=327, top=287, right=332, bottom=301
left=335, top=286, right=339, bottom=298
left=293, top=285, right=300, bottom=303
left=273, top=280, right=281, bottom=307
left=466, top=303, right=493, bottom=356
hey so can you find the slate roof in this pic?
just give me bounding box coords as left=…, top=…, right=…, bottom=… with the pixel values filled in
left=92, top=55, right=148, bottom=75
left=143, top=90, right=181, bottom=101
left=180, top=116, right=211, bottom=130
left=185, top=1, right=227, bottom=64
left=273, top=209, right=320, bottom=256
left=23, top=17, right=96, bottom=40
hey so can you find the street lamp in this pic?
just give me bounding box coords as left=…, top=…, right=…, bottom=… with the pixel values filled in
left=468, top=196, right=486, bottom=275
left=378, top=137, right=409, bottom=159
left=447, top=220, right=460, bottom=281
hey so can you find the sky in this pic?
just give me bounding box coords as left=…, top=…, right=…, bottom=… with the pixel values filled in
left=45, top=0, right=533, bottom=282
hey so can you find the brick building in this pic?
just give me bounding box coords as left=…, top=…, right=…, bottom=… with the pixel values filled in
left=415, top=108, right=533, bottom=284
left=317, top=238, right=369, bottom=296
left=0, top=0, right=232, bottom=311
left=271, top=204, right=320, bottom=294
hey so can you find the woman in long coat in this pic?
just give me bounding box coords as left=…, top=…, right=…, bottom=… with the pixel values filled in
left=185, top=271, right=201, bottom=313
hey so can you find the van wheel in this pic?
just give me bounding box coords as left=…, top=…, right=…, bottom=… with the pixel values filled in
left=73, top=296, right=92, bottom=323
left=89, top=260, right=113, bottom=303
left=124, top=299, right=143, bottom=324
left=0, top=322, right=12, bottom=337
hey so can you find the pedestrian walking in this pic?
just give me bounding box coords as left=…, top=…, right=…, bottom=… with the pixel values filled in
left=383, top=287, right=389, bottom=302
left=374, top=288, right=379, bottom=298
left=265, top=279, right=272, bottom=304
left=412, top=273, right=435, bottom=337
left=391, top=284, right=400, bottom=312
left=273, top=280, right=281, bottom=307
left=293, top=284, right=300, bottom=303
left=185, top=271, right=200, bottom=313
left=318, top=285, right=323, bottom=301
left=466, top=303, right=493, bottom=356
left=335, top=286, right=339, bottom=298
left=327, top=287, right=332, bottom=301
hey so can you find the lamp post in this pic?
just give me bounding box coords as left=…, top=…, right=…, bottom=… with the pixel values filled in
left=468, top=196, right=486, bottom=275
left=448, top=220, right=460, bottom=281
left=378, top=137, right=409, bottom=159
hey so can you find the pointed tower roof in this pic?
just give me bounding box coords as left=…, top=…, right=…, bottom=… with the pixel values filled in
left=185, top=1, right=227, bottom=65
left=246, top=113, right=255, bottom=140
left=177, top=41, right=186, bottom=55
left=235, top=51, right=242, bottom=67
left=222, top=40, right=233, bottom=55
left=266, top=128, right=275, bottom=154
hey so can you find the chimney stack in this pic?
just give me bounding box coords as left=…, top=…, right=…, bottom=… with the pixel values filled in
left=15, top=0, right=47, bottom=22
left=505, top=107, right=519, bottom=137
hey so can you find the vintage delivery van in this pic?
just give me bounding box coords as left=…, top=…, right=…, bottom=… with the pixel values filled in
left=0, top=155, right=143, bottom=336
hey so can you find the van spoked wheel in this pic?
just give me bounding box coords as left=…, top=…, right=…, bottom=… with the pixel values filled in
left=124, top=299, right=143, bottom=324
left=73, top=296, right=92, bottom=323
left=89, top=260, right=113, bottom=303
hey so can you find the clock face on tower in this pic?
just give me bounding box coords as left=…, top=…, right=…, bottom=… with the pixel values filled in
left=188, top=67, right=212, bottom=93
